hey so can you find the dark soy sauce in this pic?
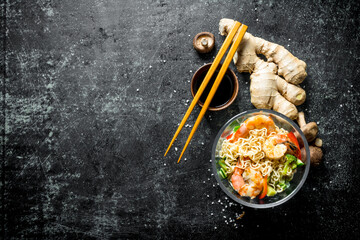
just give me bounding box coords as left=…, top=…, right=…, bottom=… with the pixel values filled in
left=194, top=70, right=234, bottom=108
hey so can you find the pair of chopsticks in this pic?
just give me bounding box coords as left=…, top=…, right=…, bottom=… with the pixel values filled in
left=164, top=21, right=248, bottom=163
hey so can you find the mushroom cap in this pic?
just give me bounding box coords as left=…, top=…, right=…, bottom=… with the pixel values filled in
left=193, top=32, right=215, bottom=53
left=302, top=122, right=318, bottom=142
left=301, top=146, right=323, bottom=166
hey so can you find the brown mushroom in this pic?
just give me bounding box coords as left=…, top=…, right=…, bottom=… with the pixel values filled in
left=193, top=32, right=215, bottom=53
left=301, top=146, right=323, bottom=166
left=297, top=111, right=318, bottom=143
left=295, top=112, right=323, bottom=166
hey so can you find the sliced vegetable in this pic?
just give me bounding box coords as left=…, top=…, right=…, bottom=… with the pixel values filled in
left=226, top=133, right=233, bottom=140
left=267, top=186, right=277, bottom=197
left=285, top=154, right=297, bottom=162
left=287, top=132, right=301, bottom=160
left=282, top=154, right=296, bottom=175
left=219, top=168, right=227, bottom=179
left=296, top=158, right=305, bottom=166
left=233, top=125, right=240, bottom=132
left=218, top=160, right=227, bottom=170
left=279, top=181, right=289, bottom=190
left=259, top=175, right=268, bottom=199
left=226, top=125, right=241, bottom=140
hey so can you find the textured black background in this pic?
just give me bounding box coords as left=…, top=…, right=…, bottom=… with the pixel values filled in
left=1, top=0, right=360, bottom=239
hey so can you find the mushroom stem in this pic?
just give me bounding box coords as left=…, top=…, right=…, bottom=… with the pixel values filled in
left=201, top=38, right=208, bottom=47
left=297, top=111, right=306, bottom=128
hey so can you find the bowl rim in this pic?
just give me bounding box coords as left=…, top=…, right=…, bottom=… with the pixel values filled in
left=190, top=63, right=239, bottom=111
left=211, top=109, right=311, bottom=209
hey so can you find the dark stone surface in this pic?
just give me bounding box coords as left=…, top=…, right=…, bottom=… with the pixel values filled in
left=1, top=0, right=359, bottom=239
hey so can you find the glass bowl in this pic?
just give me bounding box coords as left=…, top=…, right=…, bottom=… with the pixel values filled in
left=211, top=109, right=310, bottom=208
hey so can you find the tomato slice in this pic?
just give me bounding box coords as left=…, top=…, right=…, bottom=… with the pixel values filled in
left=259, top=175, right=268, bottom=199
left=226, top=133, right=233, bottom=140
left=287, top=132, right=301, bottom=160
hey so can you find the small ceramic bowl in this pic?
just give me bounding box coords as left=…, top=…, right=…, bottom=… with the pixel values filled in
left=191, top=63, right=239, bottom=111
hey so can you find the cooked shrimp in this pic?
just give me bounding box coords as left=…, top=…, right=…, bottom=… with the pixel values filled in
left=231, top=167, right=264, bottom=199
left=263, top=134, right=288, bottom=160
left=230, top=167, right=244, bottom=192
left=229, top=115, right=276, bottom=142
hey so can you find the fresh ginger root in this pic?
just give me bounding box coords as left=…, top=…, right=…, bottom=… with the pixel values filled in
left=219, top=18, right=307, bottom=119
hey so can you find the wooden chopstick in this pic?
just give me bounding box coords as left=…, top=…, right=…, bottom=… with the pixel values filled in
left=164, top=21, right=242, bottom=157
left=177, top=24, right=248, bottom=163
